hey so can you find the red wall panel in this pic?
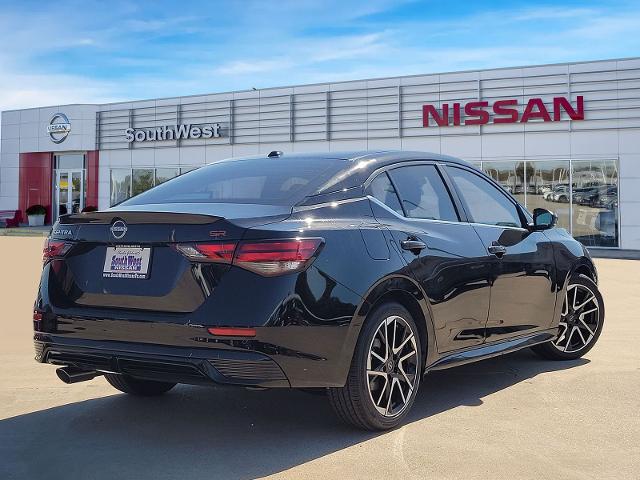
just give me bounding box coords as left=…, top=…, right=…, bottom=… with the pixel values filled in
left=18, top=150, right=99, bottom=225
left=19, top=152, right=53, bottom=224
left=86, top=150, right=99, bottom=208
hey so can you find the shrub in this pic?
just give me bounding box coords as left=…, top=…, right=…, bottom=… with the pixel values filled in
left=26, top=205, right=46, bottom=216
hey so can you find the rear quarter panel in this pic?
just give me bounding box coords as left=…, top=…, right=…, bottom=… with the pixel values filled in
left=246, top=198, right=420, bottom=384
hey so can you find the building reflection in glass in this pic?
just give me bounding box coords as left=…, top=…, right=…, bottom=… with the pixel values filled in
left=475, top=159, right=618, bottom=248
left=482, top=161, right=526, bottom=207
left=526, top=160, right=571, bottom=232
left=571, top=159, right=618, bottom=247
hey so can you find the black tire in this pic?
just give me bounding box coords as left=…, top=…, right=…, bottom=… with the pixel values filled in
left=104, top=373, right=176, bottom=396
left=328, top=302, right=422, bottom=430
left=531, top=274, right=604, bottom=360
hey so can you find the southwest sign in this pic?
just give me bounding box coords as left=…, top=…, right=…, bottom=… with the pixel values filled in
left=125, top=123, right=223, bottom=142
left=422, top=96, right=584, bottom=127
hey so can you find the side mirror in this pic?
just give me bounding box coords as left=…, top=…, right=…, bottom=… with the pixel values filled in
left=530, top=208, right=557, bottom=231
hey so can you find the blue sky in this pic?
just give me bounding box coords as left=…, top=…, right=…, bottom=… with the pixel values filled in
left=0, top=0, right=639, bottom=110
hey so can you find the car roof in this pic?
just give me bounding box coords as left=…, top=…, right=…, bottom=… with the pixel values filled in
left=214, top=150, right=472, bottom=175
left=342, top=150, right=471, bottom=167
left=209, top=150, right=475, bottom=197
left=219, top=150, right=470, bottom=164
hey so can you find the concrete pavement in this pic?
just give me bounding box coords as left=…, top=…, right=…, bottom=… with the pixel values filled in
left=1, top=236, right=638, bottom=479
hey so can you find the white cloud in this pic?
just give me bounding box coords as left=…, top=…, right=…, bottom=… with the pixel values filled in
left=511, top=7, right=597, bottom=21
left=212, top=32, right=392, bottom=80
left=308, top=32, right=391, bottom=63
left=215, top=58, right=294, bottom=75
left=0, top=72, right=121, bottom=111
left=0, top=0, right=638, bottom=118
left=565, top=14, right=640, bottom=39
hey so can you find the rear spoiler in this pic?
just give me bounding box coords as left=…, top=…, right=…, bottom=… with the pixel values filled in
left=59, top=202, right=293, bottom=226
left=59, top=211, right=219, bottom=225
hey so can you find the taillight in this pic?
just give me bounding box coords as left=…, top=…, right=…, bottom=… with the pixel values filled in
left=175, top=238, right=323, bottom=276
left=235, top=238, right=323, bottom=276
left=33, top=310, right=43, bottom=331
left=175, top=242, right=237, bottom=263
left=42, top=239, right=72, bottom=264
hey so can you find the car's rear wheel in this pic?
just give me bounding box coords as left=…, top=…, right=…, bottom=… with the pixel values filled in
left=104, top=373, right=176, bottom=396
left=328, top=303, right=422, bottom=430
left=532, top=274, right=604, bottom=360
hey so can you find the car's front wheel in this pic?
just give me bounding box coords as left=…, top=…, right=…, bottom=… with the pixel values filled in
left=532, top=274, right=604, bottom=360
left=104, top=373, right=176, bottom=396
left=328, top=302, right=422, bottom=430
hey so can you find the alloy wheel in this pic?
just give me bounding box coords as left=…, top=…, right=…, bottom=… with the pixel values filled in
left=366, top=315, right=419, bottom=417
left=552, top=283, right=601, bottom=354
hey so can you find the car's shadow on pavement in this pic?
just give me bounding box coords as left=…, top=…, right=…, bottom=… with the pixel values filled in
left=1, top=349, right=587, bottom=480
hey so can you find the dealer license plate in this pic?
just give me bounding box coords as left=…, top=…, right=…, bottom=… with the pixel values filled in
left=103, top=246, right=151, bottom=279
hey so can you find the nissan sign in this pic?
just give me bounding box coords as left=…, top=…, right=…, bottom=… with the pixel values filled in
left=47, top=113, right=71, bottom=143
left=125, top=123, right=223, bottom=143
left=423, top=96, right=584, bottom=127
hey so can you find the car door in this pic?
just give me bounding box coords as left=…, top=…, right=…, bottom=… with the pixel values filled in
left=444, top=165, right=557, bottom=343
left=367, top=163, right=492, bottom=353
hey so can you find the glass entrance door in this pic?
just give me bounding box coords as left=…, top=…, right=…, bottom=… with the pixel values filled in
left=55, top=170, right=84, bottom=221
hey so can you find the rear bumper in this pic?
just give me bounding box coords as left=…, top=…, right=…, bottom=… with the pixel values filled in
left=34, top=334, right=290, bottom=388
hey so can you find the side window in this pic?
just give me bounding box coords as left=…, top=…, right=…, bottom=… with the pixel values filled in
left=448, top=166, right=523, bottom=228
left=366, top=172, right=404, bottom=215
left=388, top=165, right=459, bottom=221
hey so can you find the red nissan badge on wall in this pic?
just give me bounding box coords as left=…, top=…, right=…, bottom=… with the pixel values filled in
left=422, top=96, right=584, bottom=127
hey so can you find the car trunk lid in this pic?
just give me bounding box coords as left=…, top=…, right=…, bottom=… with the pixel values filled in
left=47, top=203, right=291, bottom=313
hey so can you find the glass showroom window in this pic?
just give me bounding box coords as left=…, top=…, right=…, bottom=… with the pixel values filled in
left=55, top=153, right=85, bottom=170
left=481, top=161, right=526, bottom=207
left=110, top=167, right=195, bottom=206
left=525, top=160, right=572, bottom=232
left=155, top=168, right=180, bottom=185
left=180, top=166, right=200, bottom=175
left=110, top=169, right=131, bottom=206
left=132, top=169, right=155, bottom=197
left=571, top=159, right=619, bottom=247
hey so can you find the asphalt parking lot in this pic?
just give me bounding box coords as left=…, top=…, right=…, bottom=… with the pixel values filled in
left=1, top=236, right=638, bottom=480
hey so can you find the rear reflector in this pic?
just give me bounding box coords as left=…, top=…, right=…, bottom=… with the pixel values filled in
left=176, top=238, right=323, bottom=276
left=207, top=327, right=256, bottom=337
left=43, top=239, right=72, bottom=264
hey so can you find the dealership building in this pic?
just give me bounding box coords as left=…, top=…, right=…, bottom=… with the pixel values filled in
left=1, top=57, right=639, bottom=250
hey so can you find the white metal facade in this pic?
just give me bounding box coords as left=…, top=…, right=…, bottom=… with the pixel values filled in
left=1, top=58, right=640, bottom=249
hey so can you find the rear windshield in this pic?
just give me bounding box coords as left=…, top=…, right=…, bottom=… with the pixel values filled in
left=121, top=157, right=348, bottom=206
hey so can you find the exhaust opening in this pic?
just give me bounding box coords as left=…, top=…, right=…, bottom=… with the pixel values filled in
left=56, top=366, right=102, bottom=384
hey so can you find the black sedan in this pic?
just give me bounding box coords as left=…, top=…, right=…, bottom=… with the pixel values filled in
left=34, top=151, right=605, bottom=430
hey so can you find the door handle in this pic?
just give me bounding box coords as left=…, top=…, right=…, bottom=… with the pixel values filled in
left=400, top=239, right=427, bottom=253
left=488, top=244, right=507, bottom=258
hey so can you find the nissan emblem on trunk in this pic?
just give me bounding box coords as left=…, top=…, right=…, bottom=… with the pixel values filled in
left=47, top=113, right=71, bottom=144
left=110, top=220, right=128, bottom=239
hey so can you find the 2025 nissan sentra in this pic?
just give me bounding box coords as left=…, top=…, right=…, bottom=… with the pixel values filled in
left=34, top=151, right=605, bottom=430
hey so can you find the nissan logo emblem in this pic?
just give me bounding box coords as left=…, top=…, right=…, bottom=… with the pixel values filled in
left=110, top=220, right=128, bottom=239
left=47, top=113, right=71, bottom=144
